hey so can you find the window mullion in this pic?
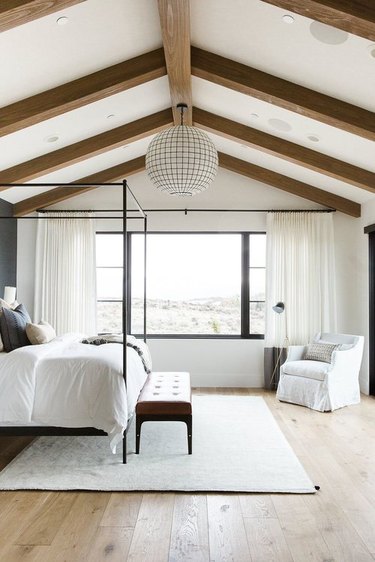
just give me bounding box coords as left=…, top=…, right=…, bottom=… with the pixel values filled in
left=126, top=233, right=132, bottom=334
left=241, top=233, right=250, bottom=337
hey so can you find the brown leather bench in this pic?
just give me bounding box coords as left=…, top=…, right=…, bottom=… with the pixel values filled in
left=135, top=371, right=192, bottom=454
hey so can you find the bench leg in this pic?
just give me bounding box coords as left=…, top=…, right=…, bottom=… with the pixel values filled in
left=136, top=417, right=142, bottom=454
left=186, top=415, right=192, bottom=454
left=136, top=414, right=192, bottom=455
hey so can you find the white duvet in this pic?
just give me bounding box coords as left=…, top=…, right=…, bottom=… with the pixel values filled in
left=0, top=334, right=148, bottom=451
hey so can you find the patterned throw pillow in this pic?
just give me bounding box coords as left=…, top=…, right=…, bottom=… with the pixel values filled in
left=0, top=304, right=31, bottom=352
left=304, top=342, right=338, bottom=363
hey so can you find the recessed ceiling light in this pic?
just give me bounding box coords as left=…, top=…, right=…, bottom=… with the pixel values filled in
left=56, top=16, right=69, bottom=26
left=307, top=134, right=320, bottom=142
left=368, top=44, right=375, bottom=58
left=310, top=21, right=348, bottom=45
left=106, top=114, right=115, bottom=119
left=249, top=113, right=259, bottom=119
left=282, top=14, right=294, bottom=24
left=44, top=135, right=59, bottom=143
left=268, top=118, right=292, bottom=132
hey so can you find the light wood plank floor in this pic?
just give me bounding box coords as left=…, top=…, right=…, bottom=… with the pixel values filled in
left=0, top=388, right=374, bottom=561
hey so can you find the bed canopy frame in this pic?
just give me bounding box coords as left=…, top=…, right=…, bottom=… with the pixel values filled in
left=0, top=179, right=146, bottom=464
left=0, top=179, right=336, bottom=464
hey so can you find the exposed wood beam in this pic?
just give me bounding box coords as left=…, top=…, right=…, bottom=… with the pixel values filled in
left=260, top=0, right=375, bottom=42
left=218, top=152, right=360, bottom=217
left=13, top=156, right=146, bottom=216
left=0, top=0, right=85, bottom=32
left=193, top=108, right=375, bottom=193
left=0, top=109, right=172, bottom=187
left=191, top=47, right=375, bottom=142
left=0, top=49, right=166, bottom=138
left=157, top=0, right=192, bottom=125
left=13, top=151, right=360, bottom=217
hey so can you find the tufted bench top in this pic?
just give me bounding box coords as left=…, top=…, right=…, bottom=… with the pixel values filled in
left=136, top=371, right=192, bottom=416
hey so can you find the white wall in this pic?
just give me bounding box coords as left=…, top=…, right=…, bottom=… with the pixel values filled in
left=16, top=169, right=366, bottom=388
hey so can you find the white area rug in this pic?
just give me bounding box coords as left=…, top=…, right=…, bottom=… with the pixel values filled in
left=0, top=396, right=315, bottom=492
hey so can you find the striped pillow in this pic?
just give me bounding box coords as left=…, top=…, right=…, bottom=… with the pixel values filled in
left=0, top=304, right=31, bottom=352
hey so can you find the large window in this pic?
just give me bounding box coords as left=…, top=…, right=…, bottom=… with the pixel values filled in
left=131, top=234, right=242, bottom=336
left=96, top=232, right=266, bottom=337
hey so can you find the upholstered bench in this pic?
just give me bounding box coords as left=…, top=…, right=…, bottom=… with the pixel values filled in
left=135, top=371, right=192, bottom=454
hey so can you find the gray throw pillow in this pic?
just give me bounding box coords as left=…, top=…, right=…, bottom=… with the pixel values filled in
left=304, top=342, right=338, bottom=363
left=0, top=304, right=31, bottom=352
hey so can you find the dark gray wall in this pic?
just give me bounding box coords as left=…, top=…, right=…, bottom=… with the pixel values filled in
left=0, top=199, right=17, bottom=298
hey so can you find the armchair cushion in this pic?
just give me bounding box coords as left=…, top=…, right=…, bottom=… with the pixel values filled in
left=282, top=360, right=330, bottom=382
left=304, top=342, right=338, bottom=363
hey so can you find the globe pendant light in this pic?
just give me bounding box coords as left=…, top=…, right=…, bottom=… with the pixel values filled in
left=146, top=104, right=218, bottom=196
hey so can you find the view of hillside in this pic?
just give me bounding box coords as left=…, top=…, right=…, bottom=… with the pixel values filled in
left=97, top=297, right=265, bottom=335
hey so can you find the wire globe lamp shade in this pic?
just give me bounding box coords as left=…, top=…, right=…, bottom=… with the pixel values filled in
left=146, top=125, right=218, bottom=196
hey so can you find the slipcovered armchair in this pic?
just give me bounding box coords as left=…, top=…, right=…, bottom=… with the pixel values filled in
left=276, top=333, right=364, bottom=412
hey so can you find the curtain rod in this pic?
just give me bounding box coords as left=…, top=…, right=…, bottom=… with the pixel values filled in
left=142, top=208, right=335, bottom=213
left=34, top=208, right=335, bottom=214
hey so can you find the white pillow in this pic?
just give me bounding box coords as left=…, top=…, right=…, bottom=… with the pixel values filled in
left=26, top=320, right=56, bottom=345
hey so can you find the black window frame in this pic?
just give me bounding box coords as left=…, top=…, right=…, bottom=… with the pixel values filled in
left=95, top=231, right=125, bottom=335
left=96, top=231, right=266, bottom=340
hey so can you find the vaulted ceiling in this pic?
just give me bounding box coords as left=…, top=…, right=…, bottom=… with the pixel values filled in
left=0, top=0, right=374, bottom=217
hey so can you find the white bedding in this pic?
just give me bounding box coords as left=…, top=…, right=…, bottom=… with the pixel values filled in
left=0, top=334, right=148, bottom=451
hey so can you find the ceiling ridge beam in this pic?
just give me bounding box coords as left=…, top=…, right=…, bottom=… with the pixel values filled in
left=193, top=107, right=375, bottom=193
left=260, top=0, right=375, bottom=42
left=0, top=48, right=166, bottom=138
left=0, top=1, right=86, bottom=33
left=13, top=156, right=146, bottom=217
left=0, top=109, right=173, bottom=187
left=218, top=152, right=360, bottom=217
left=191, top=47, right=375, bottom=142
left=157, top=0, right=192, bottom=125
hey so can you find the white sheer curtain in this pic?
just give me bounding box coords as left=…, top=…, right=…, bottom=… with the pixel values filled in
left=34, top=212, right=97, bottom=336
left=265, top=212, right=337, bottom=348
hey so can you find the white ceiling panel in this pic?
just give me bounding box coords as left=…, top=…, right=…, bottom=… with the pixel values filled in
left=0, top=0, right=162, bottom=106
left=191, top=0, right=375, bottom=111
left=0, top=78, right=170, bottom=170
left=206, top=132, right=371, bottom=205
left=1, top=136, right=154, bottom=204
left=193, top=77, right=375, bottom=172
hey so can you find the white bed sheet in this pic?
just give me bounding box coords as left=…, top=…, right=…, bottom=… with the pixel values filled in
left=0, top=334, right=148, bottom=451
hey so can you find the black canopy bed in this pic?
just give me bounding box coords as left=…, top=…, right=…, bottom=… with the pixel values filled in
left=0, top=180, right=147, bottom=464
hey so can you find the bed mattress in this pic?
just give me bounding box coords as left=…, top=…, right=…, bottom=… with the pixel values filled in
left=0, top=334, right=148, bottom=451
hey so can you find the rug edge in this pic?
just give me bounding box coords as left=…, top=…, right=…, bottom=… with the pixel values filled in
left=0, top=485, right=317, bottom=493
